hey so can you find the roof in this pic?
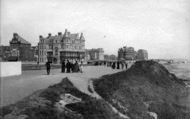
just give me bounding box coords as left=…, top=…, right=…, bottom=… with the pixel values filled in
left=11, top=34, right=31, bottom=45
left=70, top=33, right=79, bottom=40
left=17, top=35, right=31, bottom=44
left=40, top=30, right=85, bottom=43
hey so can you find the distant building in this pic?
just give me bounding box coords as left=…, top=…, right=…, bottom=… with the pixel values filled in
left=118, top=46, right=148, bottom=60
left=104, top=54, right=117, bottom=60
left=31, top=46, right=39, bottom=61
left=9, top=33, right=35, bottom=61
left=38, top=29, right=85, bottom=64
left=85, top=48, right=104, bottom=60
left=136, top=49, right=148, bottom=60
left=118, top=46, right=136, bottom=60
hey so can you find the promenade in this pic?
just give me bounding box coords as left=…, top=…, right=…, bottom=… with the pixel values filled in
left=1, top=66, right=123, bottom=107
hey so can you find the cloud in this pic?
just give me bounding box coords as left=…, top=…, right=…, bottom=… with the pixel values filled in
left=1, top=0, right=190, bottom=59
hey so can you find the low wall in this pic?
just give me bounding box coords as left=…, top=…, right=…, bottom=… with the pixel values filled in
left=22, top=64, right=61, bottom=70
left=0, top=62, right=22, bottom=77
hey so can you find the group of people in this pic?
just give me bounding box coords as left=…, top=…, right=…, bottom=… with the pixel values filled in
left=92, top=61, right=128, bottom=70
left=110, top=61, right=128, bottom=70
left=45, top=60, right=83, bottom=75
left=45, top=60, right=128, bottom=75
left=61, top=60, right=83, bottom=73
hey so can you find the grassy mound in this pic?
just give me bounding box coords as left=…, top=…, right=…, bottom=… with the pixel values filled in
left=94, top=60, right=190, bottom=119
left=0, top=77, right=125, bottom=119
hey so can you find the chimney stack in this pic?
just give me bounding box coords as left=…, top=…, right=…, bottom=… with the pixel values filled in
left=13, top=33, right=19, bottom=39
left=39, top=35, right=43, bottom=39
left=65, top=29, right=68, bottom=33
left=48, top=33, right=51, bottom=37
left=58, top=32, right=62, bottom=36
left=81, top=33, right=83, bottom=37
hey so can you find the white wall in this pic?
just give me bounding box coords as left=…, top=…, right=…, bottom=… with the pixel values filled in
left=0, top=62, right=22, bottom=77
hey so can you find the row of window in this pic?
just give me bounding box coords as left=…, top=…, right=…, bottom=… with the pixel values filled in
left=39, top=45, right=46, bottom=49
left=40, top=39, right=84, bottom=44
left=39, top=44, right=84, bottom=50
left=39, top=57, right=45, bottom=62
left=39, top=50, right=46, bottom=56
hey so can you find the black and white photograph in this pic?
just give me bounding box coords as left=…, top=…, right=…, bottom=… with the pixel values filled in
left=0, top=0, right=190, bottom=119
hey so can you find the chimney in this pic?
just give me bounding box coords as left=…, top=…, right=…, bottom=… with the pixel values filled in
left=48, top=33, right=51, bottom=37
left=13, top=33, right=18, bottom=38
left=58, top=32, right=62, bottom=36
left=80, top=33, right=83, bottom=37
left=39, top=35, right=43, bottom=39
left=65, top=29, right=68, bottom=33
left=80, top=33, right=84, bottom=39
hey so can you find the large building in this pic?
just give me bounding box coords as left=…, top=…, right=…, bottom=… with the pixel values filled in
left=38, top=29, right=85, bottom=63
left=118, top=46, right=148, bottom=60
left=136, top=49, right=148, bottom=60
left=85, top=48, right=104, bottom=60
left=104, top=54, right=117, bottom=60
left=118, top=46, right=136, bottom=60
left=8, top=33, right=35, bottom=61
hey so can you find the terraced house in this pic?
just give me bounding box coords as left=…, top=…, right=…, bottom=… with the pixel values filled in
left=38, top=29, right=85, bottom=64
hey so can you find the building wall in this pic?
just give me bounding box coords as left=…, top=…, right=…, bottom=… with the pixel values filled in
left=38, top=30, right=85, bottom=64
left=104, top=54, right=117, bottom=60
left=136, top=49, right=148, bottom=60
left=86, top=48, right=104, bottom=60
left=118, top=46, right=136, bottom=60
left=118, top=46, right=148, bottom=60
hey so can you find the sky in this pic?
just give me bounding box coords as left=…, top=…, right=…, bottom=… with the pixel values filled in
left=1, top=0, right=190, bottom=59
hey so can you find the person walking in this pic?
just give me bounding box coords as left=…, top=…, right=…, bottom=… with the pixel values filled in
left=45, top=61, right=51, bottom=75
left=125, top=62, right=128, bottom=70
left=73, top=60, right=80, bottom=72
left=70, top=61, right=74, bottom=73
left=117, top=61, right=120, bottom=69
left=79, top=61, right=83, bottom=73
left=66, top=60, right=71, bottom=73
left=61, top=60, right=66, bottom=73
left=112, top=62, right=116, bottom=69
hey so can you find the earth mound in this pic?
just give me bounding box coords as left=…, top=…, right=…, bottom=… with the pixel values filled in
left=0, top=77, right=125, bottom=119
left=94, top=60, right=190, bottom=119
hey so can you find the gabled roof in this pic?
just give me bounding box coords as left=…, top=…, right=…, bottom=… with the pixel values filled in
left=70, top=33, right=79, bottom=40
left=11, top=33, right=31, bottom=45
left=17, top=35, right=31, bottom=44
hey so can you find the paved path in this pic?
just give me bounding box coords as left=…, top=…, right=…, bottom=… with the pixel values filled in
left=1, top=66, right=122, bottom=107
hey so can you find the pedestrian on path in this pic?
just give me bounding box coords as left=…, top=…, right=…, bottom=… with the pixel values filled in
left=79, top=61, right=83, bottom=73
left=125, top=62, right=128, bottom=70
left=117, top=61, right=120, bottom=69
left=45, top=61, right=51, bottom=75
left=112, top=62, right=116, bottom=69
left=66, top=60, right=71, bottom=73
left=61, top=60, right=66, bottom=73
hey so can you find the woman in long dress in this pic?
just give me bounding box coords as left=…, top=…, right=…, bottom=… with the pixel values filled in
left=79, top=61, right=83, bottom=73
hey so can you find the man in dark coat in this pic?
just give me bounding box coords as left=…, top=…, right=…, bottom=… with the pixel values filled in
left=125, top=62, right=128, bottom=70
left=66, top=60, right=71, bottom=73
left=112, top=62, right=116, bottom=69
left=45, top=61, right=51, bottom=75
left=117, top=61, right=120, bottom=69
left=73, top=61, right=79, bottom=72
left=70, top=61, right=74, bottom=73
left=61, top=60, right=66, bottom=73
